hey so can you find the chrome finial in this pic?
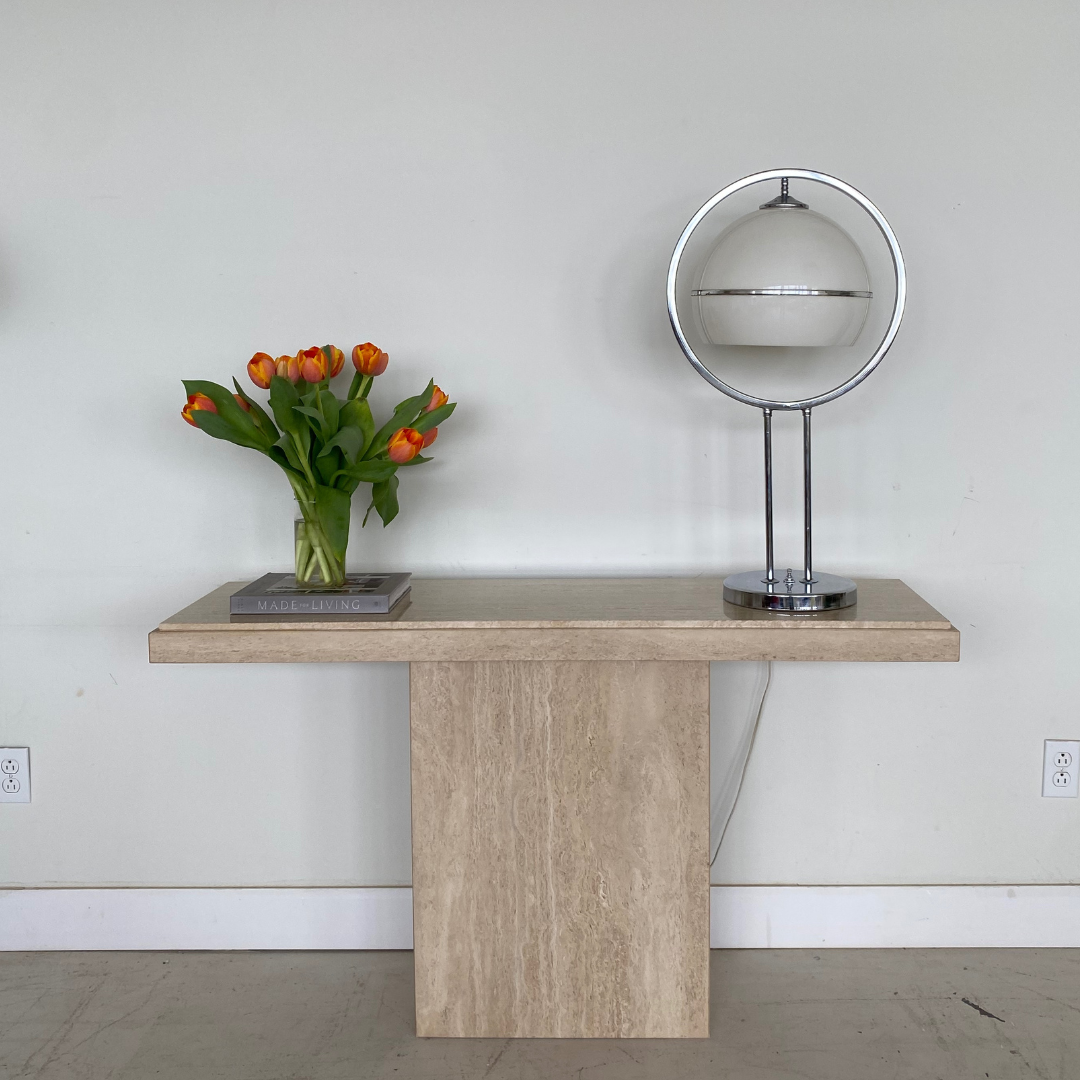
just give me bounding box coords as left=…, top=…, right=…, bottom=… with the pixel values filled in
left=759, top=177, right=809, bottom=210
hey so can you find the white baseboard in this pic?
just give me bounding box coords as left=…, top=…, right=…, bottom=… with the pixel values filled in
left=2, top=885, right=1078, bottom=951
left=709, top=885, right=1080, bottom=948
left=0, top=888, right=414, bottom=951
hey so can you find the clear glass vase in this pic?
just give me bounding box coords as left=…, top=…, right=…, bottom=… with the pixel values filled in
left=294, top=515, right=347, bottom=588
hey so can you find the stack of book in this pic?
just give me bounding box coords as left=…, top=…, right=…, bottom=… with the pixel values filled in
left=230, top=573, right=412, bottom=621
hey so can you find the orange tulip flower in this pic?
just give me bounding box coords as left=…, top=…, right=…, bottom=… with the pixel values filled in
left=297, top=347, right=328, bottom=383
left=275, top=354, right=300, bottom=383
left=387, top=427, right=423, bottom=463
left=325, top=345, right=345, bottom=377
left=421, top=427, right=438, bottom=448
left=247, top=352, right=275, bottom=389
left=352, top=342, right=389, bottom=377
left=182, top=393, right=217, bottom=426
left=424, top=386, right=448, bottom=413
left=233, top=394, right=251, bottom=412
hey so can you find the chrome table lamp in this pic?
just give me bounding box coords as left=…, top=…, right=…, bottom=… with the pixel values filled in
left=666, top=169, right=906, bottom=612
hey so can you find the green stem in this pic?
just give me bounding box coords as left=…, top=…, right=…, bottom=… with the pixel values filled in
left=291, top=433, right=319, bottom=490
left=285, top=471, right=314, bottom=512
left=312, top=540, right=335, bottom=586
left=301, top=515, right=346, bottom=586
left=286, top=470, right=347, bottom=588
left=312, top=521, right=345, bottom=585
left=295, top=525, right=311, bottom=580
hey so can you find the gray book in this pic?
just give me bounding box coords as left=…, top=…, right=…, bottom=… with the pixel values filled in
left=230, top=573, right=412, bottom=617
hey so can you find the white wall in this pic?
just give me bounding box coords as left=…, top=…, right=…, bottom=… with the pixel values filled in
left=1, top=0, right=1078, bottom=889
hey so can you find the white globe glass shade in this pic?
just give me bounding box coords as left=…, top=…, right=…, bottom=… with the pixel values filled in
left=696, top=207, right=871, bottom=347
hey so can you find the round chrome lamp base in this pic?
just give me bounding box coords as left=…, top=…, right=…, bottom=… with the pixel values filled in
left=723, top=570, right=857, bottom=613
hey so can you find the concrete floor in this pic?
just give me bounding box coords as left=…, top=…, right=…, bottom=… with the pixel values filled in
left=1, top=950, right=1078, bottom=1080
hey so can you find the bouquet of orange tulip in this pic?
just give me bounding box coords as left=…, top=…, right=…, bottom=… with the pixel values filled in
left=182, top=343, right=455, bottom=588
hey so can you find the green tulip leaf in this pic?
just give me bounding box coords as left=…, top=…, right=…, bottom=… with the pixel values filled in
left=336, top=459, right=398, bottom=483
left=183, top=379, right=270, bottom=448
left=318, top=390, right=340, bottom=437
left=411, top=401, right=455, bottom=435
left=273, top=434, right=305, bottom=473
left=189, top=407, right=268, bottom=452
left=339, top=397, right=375, bottom=456
left=267, top=444, right=305, bottom=481
left=232, top=378, right=279, bottom=442
left=268, top=376, right=303, bottom=435
left=364, top=380, right=435, bottom=459
left=289, top=421, right=312, bottom=468
left=314, top=483, right=351, bottom=563
left=315, top=446, right=341, bottom=485
left=318, top=425, right=364, bottom=463
left=401, top=380, right=437, bottom=415
left=293, top=405, right=329, bottom=441
left=369, top=473, right=400, bottom=527
left=181, top=379, right=235, bottom=414
left=397, top=453, right=432, bottom=466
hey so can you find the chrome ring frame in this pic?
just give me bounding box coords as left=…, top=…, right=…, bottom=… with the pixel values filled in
left=665, top=169, right=907, bottom=411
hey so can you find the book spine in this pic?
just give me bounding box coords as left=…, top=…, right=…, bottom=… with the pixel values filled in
left=230, top=597, right=389, bottom=615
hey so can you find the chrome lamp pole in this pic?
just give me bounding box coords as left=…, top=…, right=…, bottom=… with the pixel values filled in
left=666, top=169, right=907, bottom=612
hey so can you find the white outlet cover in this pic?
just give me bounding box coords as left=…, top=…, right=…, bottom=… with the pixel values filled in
left=0, top=747, right=30, bottom=803
left=1043, top=740, right=1079, bottom=799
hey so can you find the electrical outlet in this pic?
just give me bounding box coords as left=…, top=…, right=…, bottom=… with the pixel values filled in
left=1043, top=740, right=1079, bottom=798
left=0, top=748, right=30, bottom=803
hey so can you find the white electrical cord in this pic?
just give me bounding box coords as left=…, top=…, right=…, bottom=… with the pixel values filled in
left=710, top=661, right=772, bottom=867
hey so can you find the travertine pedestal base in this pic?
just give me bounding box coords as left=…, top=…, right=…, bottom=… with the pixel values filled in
left=409, top=660, right=710, bottom=1038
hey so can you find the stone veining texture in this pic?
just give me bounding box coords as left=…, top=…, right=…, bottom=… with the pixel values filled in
left=410, top=660, right=710, bottom=1038
left=150, top=579, right=959, bottom=664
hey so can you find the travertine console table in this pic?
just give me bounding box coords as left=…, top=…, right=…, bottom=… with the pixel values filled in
left=149, top=577, right=958, bottom=1039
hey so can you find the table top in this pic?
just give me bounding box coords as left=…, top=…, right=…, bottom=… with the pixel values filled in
left=149, top=578, right=959, bottom=664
